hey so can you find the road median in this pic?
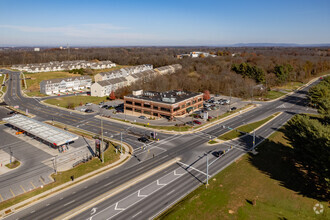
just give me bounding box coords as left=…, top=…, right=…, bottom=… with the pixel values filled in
left=57, top=157, right=181, bottom=220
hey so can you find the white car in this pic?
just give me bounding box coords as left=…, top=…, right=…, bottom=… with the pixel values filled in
left=85, top=103, right=92, bottom=106
left=80, top=108, right=87, bottom=112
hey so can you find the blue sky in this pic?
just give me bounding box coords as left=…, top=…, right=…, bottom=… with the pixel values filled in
left=0, top=0, right=329, bottom=46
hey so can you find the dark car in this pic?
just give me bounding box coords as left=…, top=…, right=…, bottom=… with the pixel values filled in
left=138, top=136, right=149, bottom=143
left=101, top=105, right=108, bottom=108
left=230, top=107, right=237, bottom=111
left=85, top=109, right=94, bottom=113
left=213, top=151, right=224, bottom=157
left=138, top=115, right=147, bottom=119
left=193, top=120, right=202, bottom=125
left=7, top=111, right=16, bottom=115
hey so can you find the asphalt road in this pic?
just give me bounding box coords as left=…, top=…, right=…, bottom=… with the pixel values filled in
left=1, top=69, right=320, bottom=220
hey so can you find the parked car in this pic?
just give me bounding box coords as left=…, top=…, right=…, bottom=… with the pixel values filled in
left=193, top=120, right=202, bottom=125
left=138, top=136, right=149, bottom=143
left=80, top=108, right=87, bottom=112
left=208, top=116, right=213, bottom=119
left=223, top=99, right=230, bottom=104
left=185, top=121, right=194, bottom=126
left=85, top=103, right=92, bottom=106
left=85, top=109, right=94, bottom=113
left=138, top=115, right=147, bottom=119
left=231, top=107, right=237, bottom=111
left=206, top=107, right=212, bottom=111
left=101, top=105, right=108, bottom=108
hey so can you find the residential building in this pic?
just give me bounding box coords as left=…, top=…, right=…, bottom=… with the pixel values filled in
left=12, top=60, right=116, bottom=73
left=91, top=64, right=182, bottom=97
left=40, top=76, right=92, bottom=95
left=124, top=90, right=203, bottom=120
left=177, top=52, right=217, bottom=59
left=94, top=64, right=153, bottom=82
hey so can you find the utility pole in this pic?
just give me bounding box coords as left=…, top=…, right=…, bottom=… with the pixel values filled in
left=54, top=155, right=58, bottom=174
left=9, top=147, right=12, bottom=164
left=229, top=88, right=232, bottom=111
left=101, top=117, right=104, bottom=163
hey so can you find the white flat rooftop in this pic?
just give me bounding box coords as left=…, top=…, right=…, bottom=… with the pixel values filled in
left=3, top=114, right=78, bottom=146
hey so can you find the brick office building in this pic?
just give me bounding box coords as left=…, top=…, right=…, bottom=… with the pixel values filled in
left=124, top=90, right=203, bottom=120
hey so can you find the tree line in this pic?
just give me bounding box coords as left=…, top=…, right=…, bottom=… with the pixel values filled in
left=1, top=47, right=329, bottom=98
left=283, top=76, right=330, bottom=200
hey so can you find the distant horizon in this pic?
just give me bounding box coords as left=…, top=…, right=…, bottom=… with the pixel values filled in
left=1, top=0, right=329, bottom=46
left=1, top=42, right=330, bottom=48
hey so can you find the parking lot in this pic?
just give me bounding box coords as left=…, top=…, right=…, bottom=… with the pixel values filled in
left=73, top=95, right=248, bottom=127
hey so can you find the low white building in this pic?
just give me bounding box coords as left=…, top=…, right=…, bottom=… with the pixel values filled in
left=40, top=76, right=92, bottom=95
left=94, top=64, right=153, bottom=82
left=12, top=60, right=116, bottom=73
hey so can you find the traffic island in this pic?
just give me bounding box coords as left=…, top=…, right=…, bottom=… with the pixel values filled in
left=5, top=161, right=20, bottom=169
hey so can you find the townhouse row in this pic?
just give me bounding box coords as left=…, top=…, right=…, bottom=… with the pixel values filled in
left=12, top=60, right=116, bottom=73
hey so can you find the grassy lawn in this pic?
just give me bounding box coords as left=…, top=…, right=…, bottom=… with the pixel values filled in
left=5, top=161, right=20, bottom=169
left=158, top=130, right=329, bottom=220
left=218, top=113, right=278, bottom=141
left=274, top=81, right=304, bottom=91
left=0, top=145, right=119, bottom=213
left=24, top=71, right=77, bottom=96
left=265, top=90, right=287, bottom=100
left=44, top=96, right=108, bottom=108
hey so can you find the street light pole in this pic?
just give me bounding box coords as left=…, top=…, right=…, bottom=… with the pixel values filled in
left=101, top=117, right=104, bottom=163
left=206, top=153, right=209, bottom=188
left=120, top=132, right=123, bottom=155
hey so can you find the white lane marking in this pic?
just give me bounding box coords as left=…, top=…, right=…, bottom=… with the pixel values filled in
left=137, top=190, right=147, bottom=197
left=157, top=180, right=166, bottom=186
left=59, top=197, right=63, bottom=200
left=177, top=161, right=210, bottom=177
left=132, top=211, right=142, bottom=218
left=30, top=210, right=35, bottom=213
left=63, top=200, right=75, bottom=206
left=114, top=202, right=125, bottom=211
left=104, top=181, right=113, bottom=187
left=72, top=192, right=76, bottom=194
left=174, top=170, right=184, bottom=176
left=167, top=190, right=175, bottom=195
left=46, top=204, right=50, bottom=206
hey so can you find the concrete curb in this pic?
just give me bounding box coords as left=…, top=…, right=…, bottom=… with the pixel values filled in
left=58, top=157, right=181, bottom=220
left=0, top=136, right=133, bottom=218
left=96, top=104, right=257, bottom=135
left=206, top=112, right=283, bottom=146
left=261, top=74, right=328, bottom=103
left=40, top=100, right=90, bottom=115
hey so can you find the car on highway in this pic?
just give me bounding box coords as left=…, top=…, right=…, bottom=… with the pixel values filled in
left=85, top=109, right=94, bottom=113
left=7, top=111, right=16, bottom=115
left=138, top=115, right=147, bottom=119
left=138, top=136, right=149, bottom=143
left=213, top=150, right=224, bottom=157
left=193, top=120, right=202, bottom=125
